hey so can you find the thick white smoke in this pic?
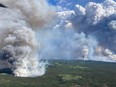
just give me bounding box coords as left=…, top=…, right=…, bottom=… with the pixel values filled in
left=0, top=0, right=54, bottom=77
left=37, top=0, right=116, bottom=62
left=70, top=0, right=116, bottom=61
left=0, top=0, right=115, bottom=77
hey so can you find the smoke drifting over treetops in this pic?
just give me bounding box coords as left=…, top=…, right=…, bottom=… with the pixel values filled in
left=0, top=0, right=54, bottom=77
left=70, top=0, right=116, bottom=61
left=0, top=0, right=116, bottom=77
left=38, top=0, right=116, bottom=62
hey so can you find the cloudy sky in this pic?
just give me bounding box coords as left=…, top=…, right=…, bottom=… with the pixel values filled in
left=49, top=0, right=105, bottom=9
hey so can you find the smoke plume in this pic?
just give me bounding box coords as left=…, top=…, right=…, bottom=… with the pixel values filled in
left=0, top=0, right=54, bottom=77
left=0, top=0, right=116, bottom=77
left=37, top=0, right=116, bottom=62
left=70, top=0, right=116, bottom=61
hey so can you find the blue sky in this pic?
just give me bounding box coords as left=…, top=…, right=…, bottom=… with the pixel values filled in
left=49, top=0, right=105, bottom=9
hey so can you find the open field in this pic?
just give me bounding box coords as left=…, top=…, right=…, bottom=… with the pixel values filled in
left=0, top=60, right=116, bottom=87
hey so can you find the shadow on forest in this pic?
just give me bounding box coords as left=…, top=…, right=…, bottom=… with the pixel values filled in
left=0, top=68, right=12, bottom=74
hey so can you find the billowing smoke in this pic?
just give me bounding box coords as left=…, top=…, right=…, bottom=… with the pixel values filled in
left=0, top=0, right=54, bottom=77
left=38, top=29, right=98, bottom=60
left=0, top=0, right=116, bottom=77
left=37, top=0, right=116, bottom=62
left=70, top=0, right=116, bottom=61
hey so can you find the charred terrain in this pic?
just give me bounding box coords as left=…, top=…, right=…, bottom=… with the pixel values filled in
left=0, top=60, right=116, bottom=87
